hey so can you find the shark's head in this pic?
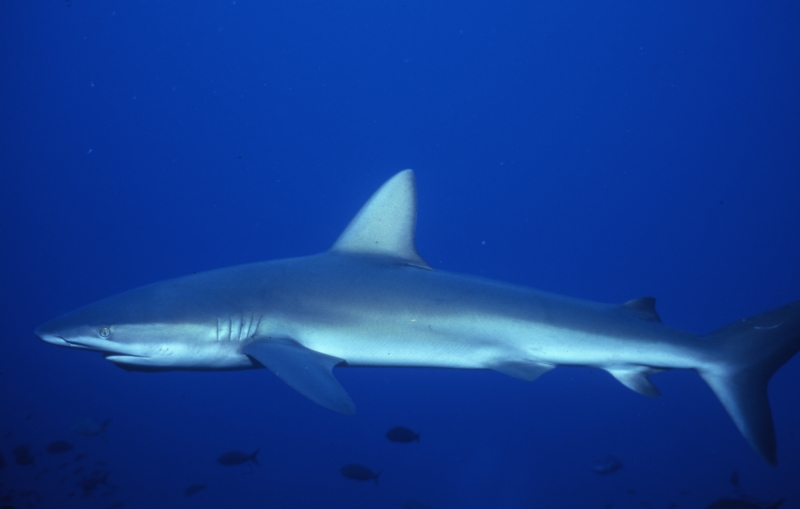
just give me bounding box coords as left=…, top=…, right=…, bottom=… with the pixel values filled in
left=35, top=277, right=250, bottom=371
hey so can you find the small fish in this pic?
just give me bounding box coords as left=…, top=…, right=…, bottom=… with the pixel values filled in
left=74, top=466, right=84, bottom=474
left=706, top=499, right=785, bottom=509
left=592, top=455, right=623, bottom=475
left=184, top=483, right=207, bottom=496
left=74, top=453, right=87, bottom=461
left=47, top=440, right=74, bottom=454
left=77, top=470, right=110, bottom=495
left=730, top=470, right=739, bottom=487
left=0, top=452, right=4, bottom=470
left=12, top=445, right=34, bottom=466
left=340, top=463, right=382, bottom=485
left=73, top=418, right=111, bottom=440
left=217, top=450, right=259, bottom=466
left=385, top=426, right=420, bottom=443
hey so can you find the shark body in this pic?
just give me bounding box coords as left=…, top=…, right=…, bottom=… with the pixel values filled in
left=36, top=170, right=800, bottom=464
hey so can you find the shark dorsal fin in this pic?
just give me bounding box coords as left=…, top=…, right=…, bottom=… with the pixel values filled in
left=620, top=297, right=661, bottom=322
left=331, top=170, right=432, bottom=270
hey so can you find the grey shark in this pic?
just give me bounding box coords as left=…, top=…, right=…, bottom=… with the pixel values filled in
left=36, top=170, right=800, bottom=465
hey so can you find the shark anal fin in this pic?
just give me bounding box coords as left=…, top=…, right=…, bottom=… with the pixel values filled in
left=331, top=170, right=432, bottom=270
left=607, top=366, right=662, bottom=397
left=620, top=297, right=661, bottom=322
left=244, top=339, right=356, bottom=415
left=493, top=360, right=555, bottom=381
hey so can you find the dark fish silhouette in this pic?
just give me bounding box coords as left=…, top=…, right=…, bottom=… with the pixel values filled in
left=340, top=463, right=382, bottom=485
left=217, top=450, right=259, bottom=466
left=730, top=470, right=740, bottom=487
left=706, top=499, right=784, bottom=509
left=185, top=483, right=207, bottom=496
left=74, top=453, right=87, bottom=461
left=0, top=452, right=4, bottom=470
left=46, top=440, right=74, bottom=455
left=386, top=426, right=420, bottom=443
left=73, top=418, right=110, bottom=441
left=592, top=455, right=623, bottom=475
left=77, top=470, right=110, bottom=495
left=12, top=445, right=34, bottom=466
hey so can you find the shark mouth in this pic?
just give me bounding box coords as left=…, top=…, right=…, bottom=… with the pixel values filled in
left=37, top=333, right=95, bottom=350
left=37, top=333, right=145, bottom=359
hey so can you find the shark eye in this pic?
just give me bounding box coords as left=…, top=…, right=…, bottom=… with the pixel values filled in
left=99, top=327, right=111, bottom=338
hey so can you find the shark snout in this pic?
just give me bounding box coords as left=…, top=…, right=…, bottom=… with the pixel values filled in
left=34, top=321, right=90, bottom=349
left=35, top=323, right=59, bottom=342
left=34, top=325, right=71, bottom=347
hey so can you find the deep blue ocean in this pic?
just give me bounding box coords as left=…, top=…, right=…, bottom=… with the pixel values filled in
left=1, top=1, right=799, bottom=508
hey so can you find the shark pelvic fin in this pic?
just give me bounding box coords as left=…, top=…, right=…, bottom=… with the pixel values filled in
left=620, top=297, right=661, bottom=322
left=244, top=338, right=356, bottom=415
left=492, top=360, right=555, bottom=381
left=606, top=366, right=662, bottom=397
left=331, top=170, right=432, bottom=270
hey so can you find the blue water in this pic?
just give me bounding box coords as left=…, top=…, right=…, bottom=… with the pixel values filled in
left=1, top=1, right=799, bottom=508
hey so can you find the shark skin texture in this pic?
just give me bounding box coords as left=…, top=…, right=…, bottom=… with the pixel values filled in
left=36, top=170, right=800, bottom=465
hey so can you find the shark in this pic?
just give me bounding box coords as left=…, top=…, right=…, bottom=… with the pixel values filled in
left=36, top=170, right=800, bottom=465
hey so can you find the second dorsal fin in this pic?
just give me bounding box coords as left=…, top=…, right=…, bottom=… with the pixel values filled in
left=331, top=170, right=432, bottom=270
left=620, top=297, right=661, bottom=322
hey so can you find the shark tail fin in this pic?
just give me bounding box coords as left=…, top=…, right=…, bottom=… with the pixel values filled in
left=250, top=449, right=260, bottom=466
left=699, top=301, right=800, bottom=465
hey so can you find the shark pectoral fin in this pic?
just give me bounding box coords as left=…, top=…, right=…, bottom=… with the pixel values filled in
left=244, top=339, right=356, bottom=415
left=606, top=366, right=663, bottom=397
left=492, top=360, right=555, bottom=381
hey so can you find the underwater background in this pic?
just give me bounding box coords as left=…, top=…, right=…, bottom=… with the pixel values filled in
left=1, top=0, right=799, bottom=508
